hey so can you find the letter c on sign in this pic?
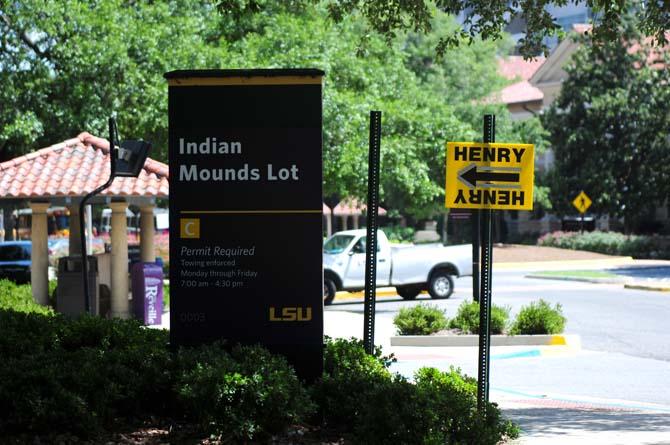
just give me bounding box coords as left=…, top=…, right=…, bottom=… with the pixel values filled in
left=185, top=222, right=195, bottom=236
left=180, top=218, right=200, bottom=238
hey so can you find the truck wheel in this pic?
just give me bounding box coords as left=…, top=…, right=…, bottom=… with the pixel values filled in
left=428, top=272, right=454, bottom=299
left=396, top=285, right=420, bottom=300
left=324, top=278, right=337, bottom=306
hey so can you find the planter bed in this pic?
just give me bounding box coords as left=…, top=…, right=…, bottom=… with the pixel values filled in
left=390, top=334, right=580, bottom=348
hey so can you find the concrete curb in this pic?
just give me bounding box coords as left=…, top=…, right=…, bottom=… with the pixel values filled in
left=391, top=334, right=580, bottom=348
left=624, top=283, right=670, bottom=292
left=494, top=256, right=634, bottom=271
left=525, top=274, right=626, bottom=284
left=526, top=274, right=670, bottom=292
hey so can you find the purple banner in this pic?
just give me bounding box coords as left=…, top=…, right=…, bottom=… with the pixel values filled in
left=132, top=262, right=164, bottom=325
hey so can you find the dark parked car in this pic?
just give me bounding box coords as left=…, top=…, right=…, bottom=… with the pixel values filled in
left=0, top=241, right=31, bottom=283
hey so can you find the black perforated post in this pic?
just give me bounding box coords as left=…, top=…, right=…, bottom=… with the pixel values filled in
left=472, top=210, right=480, bottom=303
left=477, top=114, right=495, bottom=412
left=363, top=111, right=382, bottom=354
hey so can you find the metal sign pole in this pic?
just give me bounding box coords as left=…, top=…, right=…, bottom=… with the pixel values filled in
left=363, top=111, right=382, bottom=355
left=472, top=210, right=480, bottom=303
left=477, top=114, right=495, bottom=412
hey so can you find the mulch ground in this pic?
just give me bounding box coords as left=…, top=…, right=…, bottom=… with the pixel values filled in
left=491, top=244, right=621, bottom=263
left=3, top=424, right=350, bottom=445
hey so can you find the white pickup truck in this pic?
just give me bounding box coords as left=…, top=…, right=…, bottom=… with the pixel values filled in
left=323, top=229, right=472, bottom=305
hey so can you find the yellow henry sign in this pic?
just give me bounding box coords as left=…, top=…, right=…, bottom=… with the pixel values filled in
left=445, top=142, right=534, bottom=210
left=572, top=191, right=592, bottom=214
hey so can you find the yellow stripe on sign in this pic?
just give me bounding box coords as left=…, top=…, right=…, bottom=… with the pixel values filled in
left=167, top=76, right=323, bottom=86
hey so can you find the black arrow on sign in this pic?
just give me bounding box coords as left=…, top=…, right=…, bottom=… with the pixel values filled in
left=458, top=164, right=521, bottom=189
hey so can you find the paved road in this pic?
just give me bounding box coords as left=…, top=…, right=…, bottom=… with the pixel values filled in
left=325, top=269, right=670, bottom=406
left=611, top=265, right=670, bottom=283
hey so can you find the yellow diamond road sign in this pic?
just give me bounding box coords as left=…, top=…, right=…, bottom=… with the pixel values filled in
left=445, top=142, right=535, bottom=210
left=572, top=191, right=592, bottom=214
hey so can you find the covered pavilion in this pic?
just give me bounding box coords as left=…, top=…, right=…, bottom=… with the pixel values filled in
left=331, top=198, right=387, bottom=233
left=0, top=133, right=168, bottom=318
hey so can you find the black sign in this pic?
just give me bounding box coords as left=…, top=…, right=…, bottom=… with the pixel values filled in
left=165, top=69, right=324, bottom=380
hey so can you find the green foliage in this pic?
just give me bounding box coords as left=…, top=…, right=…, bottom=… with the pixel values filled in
left=317, top=337, right=395, bottom=428
left=0, top=314, right=518, bottom=444
left=229, top=5, right=513, bottom=217
left=510, top=299, right=566, bottom=335
left=0, top=310, right=172, bottom=437
left=174, top=343, right=315, bottom=441
left=0, top=2, right=524, bottom=219
left=381, top=225, right=416, bottom=243
left=393, top=304, right=448, bottom=335
left=543, top=17, right=670, bottom=231
left=0, top=309, right=311, bottom=441
left=0, top=279, right=53, bottom=315
left=163, top=283, right=170, bottom=309
left=538, top=231, right=670, bottom=259
left=222, top=1, right=670, bottom=58
left=414, top=367, right=521, bottom=444
left=316, top=338, right=518, bottom=444
left=0, top=0, right=222, bottom=161
left=449, top=300, right=509, bottom=334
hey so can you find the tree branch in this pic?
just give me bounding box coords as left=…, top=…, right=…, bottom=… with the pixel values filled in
left=0, top=12, right=51, bottom=61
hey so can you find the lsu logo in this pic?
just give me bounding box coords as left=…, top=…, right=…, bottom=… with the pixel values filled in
left=269, top=307, right=312, bottom=322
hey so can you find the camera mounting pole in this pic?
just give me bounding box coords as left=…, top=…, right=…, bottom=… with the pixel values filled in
left=79, top=118, right=119, bottom=313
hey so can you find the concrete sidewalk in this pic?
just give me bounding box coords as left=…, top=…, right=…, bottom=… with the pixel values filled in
left=324, top=310, right=670, bottom=445
left=498, top=389, right=670, bottom=445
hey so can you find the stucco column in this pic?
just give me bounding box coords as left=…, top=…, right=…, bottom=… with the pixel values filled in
left=325, top=213, right=332, bottom=237
left=352, top=215, right=359, bottom=230
left=110, top=201, right=130, bottom=319
left=67, top=204, right=82, bottom=256
left=30, top=202, right=50, bottom=305
left=139, top=205, right=155, bottom=263
left=340, top=215, right=348, bottom=231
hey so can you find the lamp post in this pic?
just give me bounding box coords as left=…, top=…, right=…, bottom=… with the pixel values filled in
left=79, top=118, right=151, bottom=314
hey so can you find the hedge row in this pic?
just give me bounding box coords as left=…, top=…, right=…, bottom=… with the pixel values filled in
left=0, top=307, right=519, bottom=444
left=394, top=300, right=566, bottom=336
left=537, top=230, right=670, bottom=259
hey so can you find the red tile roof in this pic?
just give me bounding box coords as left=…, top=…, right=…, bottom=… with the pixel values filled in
left=572, top=23, right=593, bottom=35
left=0, top=136, right=169, bottom=199
left=498, top=55, right=546, bottom=81
left=496, top=56, right=546, bottom=105
left=333, top=198, right=386, bottom=216
left=500, top=80, right=544, bottom=104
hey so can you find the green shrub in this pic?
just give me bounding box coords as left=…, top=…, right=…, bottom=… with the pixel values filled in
left=0, top=314, right=520, bottom=444
left=510, top=299, right=566, bottom=335
left=414, top=367, right=520, bottom=444
left=393, top=304, right=448, bottom=335
left=537, top=230, right=669, bottom=259
left=0, top=309, right=313, bottom=441
left=163, top=283, right=170, bottom=309
left=315, top=338, right=518, bottom=445
left=0, top=310, right=173, bottom=437
left=0, top=279, right=53, bottom=315
left=174, top=343, right=315, bottom=442
left=0, top=309, right=59, bottom=359
left=449, top=300, right=509, bottom=334
left=381, top=225, right=416, bottom=243
left=316, top=337, right=394, bottom=430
